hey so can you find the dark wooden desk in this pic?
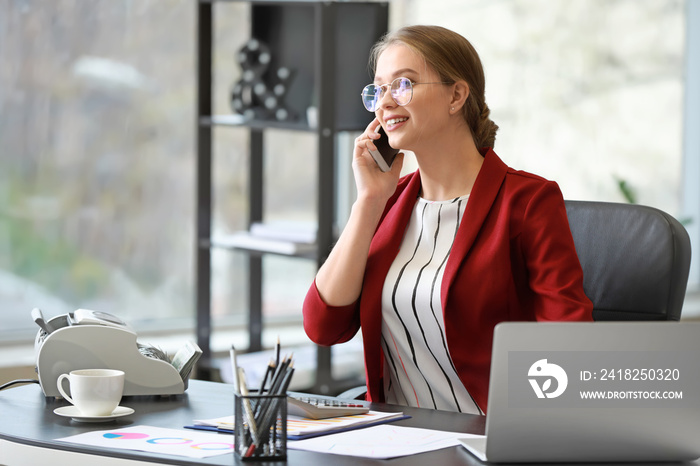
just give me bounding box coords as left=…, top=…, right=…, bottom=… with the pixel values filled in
left=0, top=379, right=487, bottom=465
left=1, top=379, right=697, bottom=465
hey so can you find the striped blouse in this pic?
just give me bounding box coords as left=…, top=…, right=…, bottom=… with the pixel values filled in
left=380, top=194, right=481, bottom=414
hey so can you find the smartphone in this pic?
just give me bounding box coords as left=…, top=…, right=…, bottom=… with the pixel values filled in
left=368, top=126, right=400, bottom=172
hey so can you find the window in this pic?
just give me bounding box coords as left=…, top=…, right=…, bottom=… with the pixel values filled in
left=0, top=1, right=319, bottom=346
left=0, top=1, right=198, bottom=341
left=2, top=0, right=695, bottom=347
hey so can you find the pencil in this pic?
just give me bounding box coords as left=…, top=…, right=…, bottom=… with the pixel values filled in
left=254, top=359, right=276, bottom=419
left=257, top=358, right=275, bottom=395
left=258, top=361, right=294, bottom=448
left=233, top=337, right=295, bottom=458
left=230, top=344, right=240, bottom=393
left=268, top=355, right=290, bottom=395
left=275, top=336, right=281, bottom=368
left=238, top=368, right=260, bottom=449
left=279, top=362, right=295, bottom=393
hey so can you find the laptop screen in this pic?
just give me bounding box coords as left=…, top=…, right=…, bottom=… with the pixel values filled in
left=483, top=322, right=700, bottom=463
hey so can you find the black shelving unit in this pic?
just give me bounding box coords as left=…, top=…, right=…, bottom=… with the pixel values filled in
left=195, top=0, right=388, bottom=393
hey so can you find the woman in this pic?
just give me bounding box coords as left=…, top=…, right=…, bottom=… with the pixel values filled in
left=303, top=25, right=592, bottom=414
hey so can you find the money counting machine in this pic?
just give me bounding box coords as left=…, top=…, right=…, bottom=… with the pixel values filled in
left=33, top=309, right=200, bottom=397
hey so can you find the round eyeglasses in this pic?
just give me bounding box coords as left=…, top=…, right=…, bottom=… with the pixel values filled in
left=360, top=77, right=452, bottom=112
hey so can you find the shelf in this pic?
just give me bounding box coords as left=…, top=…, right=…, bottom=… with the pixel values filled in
left=201, top=114, right=316, bottom=132
left=200, top=114, right=370, bottom=133
left=204, top=0, right=329, bottom=4
left=196, top=0, right=388, bottom=393
left=205, top=232, right=318, bottom=258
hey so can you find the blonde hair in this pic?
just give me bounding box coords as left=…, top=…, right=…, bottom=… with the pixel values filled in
left=370, top=25, right=498, bottom=149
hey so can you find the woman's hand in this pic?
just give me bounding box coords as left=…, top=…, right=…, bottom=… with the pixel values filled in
left=312, top=120, right=404, bottom=307
left=353, top=119, right=404, bottom=205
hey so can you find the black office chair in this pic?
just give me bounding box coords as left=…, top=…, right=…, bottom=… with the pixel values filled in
left=565, top=200, right=691, bottom=321
left=338, top=201, right=692, bottom=399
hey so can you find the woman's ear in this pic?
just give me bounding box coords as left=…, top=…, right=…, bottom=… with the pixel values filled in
left=450, top=80, right=469, bottom=112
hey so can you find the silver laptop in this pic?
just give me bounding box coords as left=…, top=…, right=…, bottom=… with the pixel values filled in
left=459, top=322, right=700, bottom=463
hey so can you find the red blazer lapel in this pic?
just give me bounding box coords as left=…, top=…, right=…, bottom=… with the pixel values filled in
left=367, top=174, right=422, bottom=259
left=441, top=149, right=509, bottom=307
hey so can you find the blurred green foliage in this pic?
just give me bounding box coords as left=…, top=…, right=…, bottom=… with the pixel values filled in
left=1, top=211, right=110, bottom=303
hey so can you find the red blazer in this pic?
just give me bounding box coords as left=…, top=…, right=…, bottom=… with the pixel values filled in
left=303, top=149, right=593, bottom=412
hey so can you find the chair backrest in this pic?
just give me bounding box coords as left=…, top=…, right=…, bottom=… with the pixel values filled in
left=565, top=200, right=691, bottom=321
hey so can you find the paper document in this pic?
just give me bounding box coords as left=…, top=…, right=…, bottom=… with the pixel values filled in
left=287, top=424, right=485, bottom=459
left=192, top=410, right=407, bottom=439
left=56, top=425, right=233, bottom=459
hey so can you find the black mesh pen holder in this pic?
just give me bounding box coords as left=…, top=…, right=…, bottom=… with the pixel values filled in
left=234, top=392, right=287, bottom=461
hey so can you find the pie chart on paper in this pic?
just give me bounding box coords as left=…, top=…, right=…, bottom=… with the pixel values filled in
left=103, top=432, right=150, bottom=440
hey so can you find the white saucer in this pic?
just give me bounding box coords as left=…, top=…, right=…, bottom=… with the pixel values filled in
left=54, top=405, right=134, bottom=423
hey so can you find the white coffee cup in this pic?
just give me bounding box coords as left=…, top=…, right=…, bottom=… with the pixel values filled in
left=57, top=369, right=125, bottom=416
